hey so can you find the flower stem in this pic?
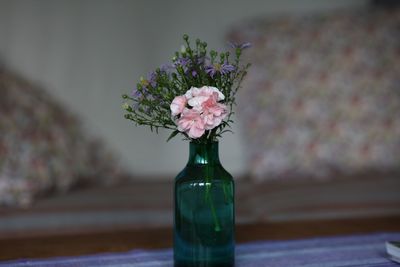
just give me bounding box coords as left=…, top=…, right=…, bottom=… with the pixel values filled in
left=204, top=145, right=221, bottom=232
left=206, top=191, right=221, bottom=232
left=222, top=181, right=229, bottom=204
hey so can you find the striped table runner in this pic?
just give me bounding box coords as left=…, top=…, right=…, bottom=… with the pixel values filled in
left=1, top=232, right=399, bottom=266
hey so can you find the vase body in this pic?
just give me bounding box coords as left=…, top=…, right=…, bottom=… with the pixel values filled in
left=174, top=141, right=235, bottom=267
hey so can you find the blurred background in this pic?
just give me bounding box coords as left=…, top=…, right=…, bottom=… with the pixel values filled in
left=0, top=0, right=374, bottom=177
left=0, top=0, right=399, bottom=239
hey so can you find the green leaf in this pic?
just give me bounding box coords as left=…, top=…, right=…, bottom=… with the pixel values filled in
left=166, top=130, right=180, bottom=142
left=220, top=129, right=234, bottom=135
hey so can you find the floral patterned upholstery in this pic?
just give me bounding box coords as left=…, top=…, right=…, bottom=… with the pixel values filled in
left=0, top=68, right=121, bottom=207
left=230, top=9, right=400, bottom=180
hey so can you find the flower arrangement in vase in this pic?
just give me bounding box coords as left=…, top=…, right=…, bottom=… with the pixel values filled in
left=122, top=34, right=250, bottom=267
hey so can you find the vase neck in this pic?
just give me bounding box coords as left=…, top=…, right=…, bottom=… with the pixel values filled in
left=187, top=142, right=220, bottom=165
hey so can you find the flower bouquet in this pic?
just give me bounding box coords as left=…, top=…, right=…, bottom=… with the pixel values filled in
left=122, top=34, right=249, bottom=143
left=122, top=34, right=250, bottom=267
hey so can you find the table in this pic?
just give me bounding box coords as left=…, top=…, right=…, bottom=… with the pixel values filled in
left=1, top=232, right=400, bottom=266
left=0, top=216, right=400, bottom=261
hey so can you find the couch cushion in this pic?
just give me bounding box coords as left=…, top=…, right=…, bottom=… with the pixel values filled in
left=0, top=68, right=122, bottom=207
left=229, top=8, right=400, bottom=180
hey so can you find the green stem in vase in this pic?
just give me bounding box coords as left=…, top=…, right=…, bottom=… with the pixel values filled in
left=207, top=192, right=221, bottom=232
left=203, top=144, right=221, bottom=232
left=222, top=181, right=229, bottom=204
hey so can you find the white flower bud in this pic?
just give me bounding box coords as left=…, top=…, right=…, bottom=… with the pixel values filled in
left=122, top=103, right=130, bottom=110
left=180, top=45, right=186, bottom=53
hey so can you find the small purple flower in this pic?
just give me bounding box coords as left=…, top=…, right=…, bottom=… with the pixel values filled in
left=174, top=57, right=190, bottom=69
left=160, top=63, right=174, bottom=73
left=191, top=70, right=197, bottom=77
left=228, top=41, right=251, bottom=50
left=132, top=80, right=150, bottom=98
left=195, top=56, right=206, bottom=65
left=134, top=72, right=157, bottom=98
left=205, top=62, right=236, bottom=78
left=131, top=89, right=141, bottom=98
left=132, top=81, right=149, bottom=97
left=147, top=71, right=157, bottom=87
left=175, top=57, right=198, bottom=75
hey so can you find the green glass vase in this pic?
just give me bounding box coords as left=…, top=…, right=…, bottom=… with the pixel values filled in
left=174, top=141, right=235, bottom=267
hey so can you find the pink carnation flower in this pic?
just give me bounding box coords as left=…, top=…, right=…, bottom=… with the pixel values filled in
left=177, top=108, right=205, bottom=139
left=185, top=86, right=225, bottom=108
left=201, top=96, right=228, bottom=130
left=171, top=86, right=228, bottom=139
left=170, top=95, right=187, bottom=116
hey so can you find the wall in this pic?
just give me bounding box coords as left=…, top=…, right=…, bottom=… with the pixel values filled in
left=0, top=0, right=368, bottom=178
